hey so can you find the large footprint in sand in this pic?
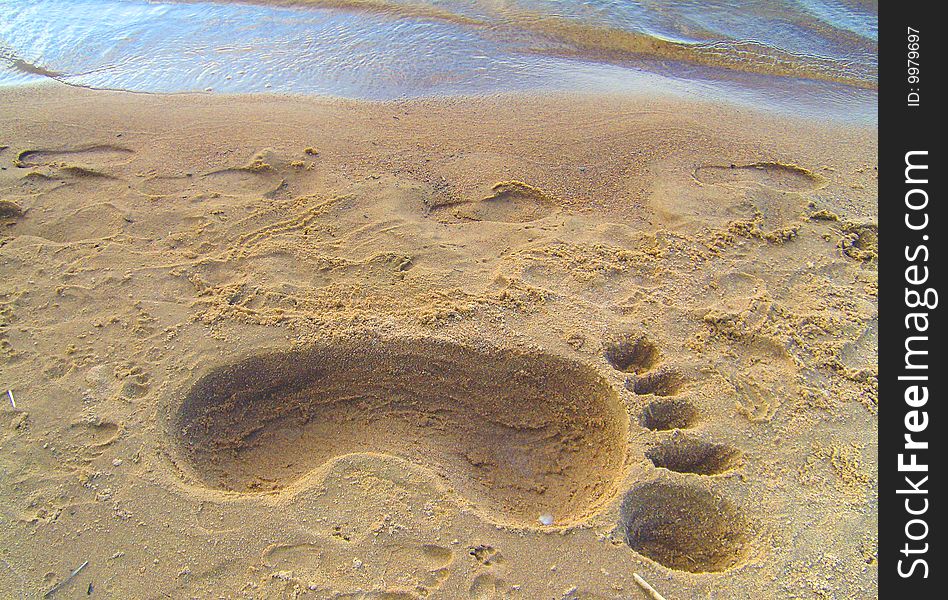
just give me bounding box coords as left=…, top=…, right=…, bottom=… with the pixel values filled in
left=169, top=337, right=628, bottom=527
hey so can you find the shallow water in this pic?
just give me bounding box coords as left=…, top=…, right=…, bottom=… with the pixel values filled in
left=0, top=0, right=877, bottom=121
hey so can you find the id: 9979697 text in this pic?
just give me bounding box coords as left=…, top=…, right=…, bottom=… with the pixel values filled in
left=907, top=27, right=920, bottom=106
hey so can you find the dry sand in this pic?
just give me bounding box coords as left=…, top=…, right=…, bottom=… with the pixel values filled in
left=0, top=84, right=877, bottom=598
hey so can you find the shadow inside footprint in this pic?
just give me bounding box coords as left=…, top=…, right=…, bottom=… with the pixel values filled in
left=619, top=482, right=752, bottom=572
left=627, top=368, right=685, bottom=396
left=639, top=399, right=700, bottom=431
left=604, top=334, right=659, bottom=374
left=646, top=435, right=742, bottom=475
left=172, top=337, right=627, bottom=526
left=0, top=200, right=24, bottom=219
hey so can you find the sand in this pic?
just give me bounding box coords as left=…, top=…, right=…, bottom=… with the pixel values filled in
left=0, top=83, right=877, bottom=599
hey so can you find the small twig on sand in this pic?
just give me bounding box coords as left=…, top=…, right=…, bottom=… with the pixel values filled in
left=7, top=389, right=14, bottom=409
left=43, top=561, right=88, bottom=598
left=633, top=573, right=668, bottom=600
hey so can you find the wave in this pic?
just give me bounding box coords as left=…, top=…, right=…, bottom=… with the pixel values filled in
left=188, top=0, right=876, bottom=88
left=0, top=0, right=877, bottom=121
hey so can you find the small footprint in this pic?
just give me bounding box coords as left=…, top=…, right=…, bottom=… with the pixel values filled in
left=420, top=544, right=454, bottom=570
left=120, top=369, right=151, bottom=399
left=262, top=539, right=451, bottom=596
left=15, top=145, right=133, bottom=168
left=431, top=181, right=556, bottom=223
left=694, top=161, right=824, bottom=192
left=68, top=420, right=120, bottom=448
left=63, top=419, right=122, bottom=460
left=139, top=168, right=278, bottom=198
left=138, top=149, right=285, bottom=198
left=11, top=201, right=127, bottom=243
left=262, top=542, right=327, bottom=573
left=469, top=573, right=505, bottom=600
left=468, top=545, right=505, bottom=567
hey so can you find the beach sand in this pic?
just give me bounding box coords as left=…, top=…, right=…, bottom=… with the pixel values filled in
left=0, top=84, right=877, bottom=598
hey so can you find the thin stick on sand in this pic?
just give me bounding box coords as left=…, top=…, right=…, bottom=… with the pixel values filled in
left=43, top=560, right=88, bottom=598
left=7, top=389, right=15, bottom=409
left=633, top=573, right=668, bottom=600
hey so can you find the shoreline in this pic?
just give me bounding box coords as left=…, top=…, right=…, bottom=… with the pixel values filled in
left=0, top=67, right=879, bottom=126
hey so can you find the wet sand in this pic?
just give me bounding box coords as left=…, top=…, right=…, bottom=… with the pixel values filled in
left=0, top=83, right=877, bottom=598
